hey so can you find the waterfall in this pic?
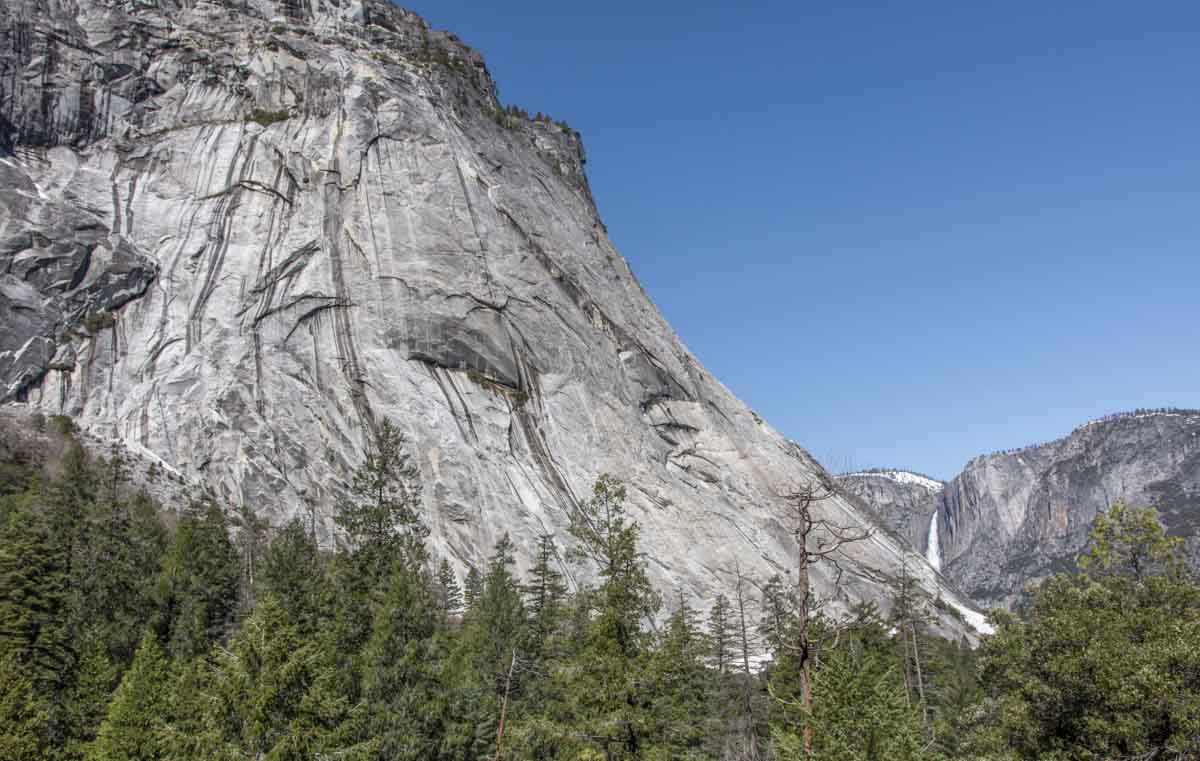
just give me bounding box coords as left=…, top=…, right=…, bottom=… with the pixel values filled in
left=926, top=510, right=942, bottom=572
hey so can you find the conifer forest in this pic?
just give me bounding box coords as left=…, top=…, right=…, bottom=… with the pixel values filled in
left=2, top=414, right=1197, bottom=761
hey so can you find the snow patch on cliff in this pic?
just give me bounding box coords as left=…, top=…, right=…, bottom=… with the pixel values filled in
left=842, top=470, right=944, bottom=492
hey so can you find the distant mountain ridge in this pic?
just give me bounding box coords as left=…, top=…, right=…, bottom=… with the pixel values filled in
left=840, top=410, right=1200, bottom=609
left=966, top=408, right=1200, bottom=462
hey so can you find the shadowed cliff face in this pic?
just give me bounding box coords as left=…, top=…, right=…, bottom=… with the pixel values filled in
left=928, top=412, right=1200, bottom=609
left=0, top=0, right=983, bottom=631
left=837, top=470, right=943, bottom=552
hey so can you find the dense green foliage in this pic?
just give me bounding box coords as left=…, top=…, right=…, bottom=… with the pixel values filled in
left=971, top=504, right=1200, bottom=760
left=1, top=415, right=1198, bottom=760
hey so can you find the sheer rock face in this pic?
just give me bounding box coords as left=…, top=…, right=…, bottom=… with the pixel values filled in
left=928, top=412, right=1200, bottom=609
left=0, top=157, right=157, bottom=401
left=0, top=0, right=982, bottom=629
left=837, top=471, right=942, bottom=552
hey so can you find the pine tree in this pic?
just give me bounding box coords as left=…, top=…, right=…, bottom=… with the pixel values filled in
left=463, top=566, right=483, bottom=614
left=647, top=592, right=713, bottom=759
left=562, top=475, right=661, bottom=759
left=920, top=634, right=983, bottom=759
left=180, top=595, right=347, bottom=760
left=567, top=475, right=660, bottom=655
left=728, top=568, right=765, bottom=761
left=0, top=653, right=49, bottom=761
left=476, top=536, right=529, bottom=679
left=444, top=535, right=531, bottom=760
left=49, top=437, right=97, bottom=536
left=772, top=608, right=927, bottom=761
left=258, top=518, right=324, bottom=634
left=708, top=594, right=736, bottom=676
left=974, top=504, right=1200, bottom=759
left=319, top=418, right=430, bottom=710
left=232, top=503, right=271, bottom=620
left=757, top=574, right=795, bottom=660
left=888, top=559, right=932, bottom=732
left=435, top=558, right=463, bottom=619
left=88, top=634, right=173, bottom=761
left=60, top=631, right=119, bottom=760
left=71, top=491, right=167, bottom=666
left=352, top=564, right=445, bottom=761
left=510, top=536, right=571, bottom=760
left=776, top=480, right=872, bottom=760
left=334, top=418, right=427, bottom=570
left=524, top=534, right=568, bottom=656
left=0, top=497, right=71, bottom=699
left=156, top=501, right=239, bottom=661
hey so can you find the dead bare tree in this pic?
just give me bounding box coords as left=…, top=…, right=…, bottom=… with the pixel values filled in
left=492, top=649, right=518, bottom=761
left=779, top=476, right=873, bottom=759
left=731, top=564, right=763, bottom=761
left=891, top=556, right=933, bottom=738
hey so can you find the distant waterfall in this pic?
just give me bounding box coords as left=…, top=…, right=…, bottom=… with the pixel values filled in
left=926, top=511, right=942, bottom=572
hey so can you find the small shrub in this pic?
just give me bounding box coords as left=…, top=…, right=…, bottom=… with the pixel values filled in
left=83, top=311, right=116, bottom=332
left=465, top=369, right=528, bottom=406
left=411, top=43, right=469, bottom=75
left=49, top=415, right=75, bottom=436
left=249, top=108, right=290, bottom=127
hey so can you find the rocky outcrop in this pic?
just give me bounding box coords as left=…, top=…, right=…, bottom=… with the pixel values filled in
left=842, top=412, right=1200, bottom=610
left=837, top=470, right=943, bottom=552
left=0, top=158, right=157, bottom=402
left=842, top=413, right=1200, bottom=610
left=935, top=411, right=1200, bottom=608
left=0, top=0, right=984, bottom=633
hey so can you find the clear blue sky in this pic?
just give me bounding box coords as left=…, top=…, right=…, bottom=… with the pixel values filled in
left=405, top=1, right=1200, bottom=480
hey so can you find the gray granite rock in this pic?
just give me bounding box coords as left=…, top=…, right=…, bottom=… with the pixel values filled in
left=0, top=157, right=157, bottom=401
left=0, top=0, right=984, bottom=634
left=840, top=414, right=1200, bottom=611
left=933, top=411, right=1200, bottom=608
left=836, top=470, right=942, bottom=554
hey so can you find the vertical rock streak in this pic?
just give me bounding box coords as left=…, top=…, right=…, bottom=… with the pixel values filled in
left=0, top=0, right=981, bottom=629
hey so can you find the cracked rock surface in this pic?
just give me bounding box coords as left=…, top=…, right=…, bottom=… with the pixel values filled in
left=0, top=0, right=981, bottom=631
left=845, top=413, right=1200, bottom=610
left=837, top=471, right=943, bottom=552
left=935, top=411, right=1200, bottom=608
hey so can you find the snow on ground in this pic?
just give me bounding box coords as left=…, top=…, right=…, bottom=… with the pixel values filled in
left=951, top=600, right=995, bottom=635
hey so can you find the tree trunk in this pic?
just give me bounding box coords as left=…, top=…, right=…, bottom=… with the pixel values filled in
left=911, top=623, right=931, bottom=735
left=492, top=650, right=517, bottom=761
left=734, top=573, right=761, bottom=761
left=797, top=519, right=813, bottom=759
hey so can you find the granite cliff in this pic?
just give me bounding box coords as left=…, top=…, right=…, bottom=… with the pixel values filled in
left=938, top=410, right=1200, bottom=608
left=844, top=411, right=1200, bottom=609
left=836, top=469, right=943, bottom=556
left=0, top=0, right=986, bottom=630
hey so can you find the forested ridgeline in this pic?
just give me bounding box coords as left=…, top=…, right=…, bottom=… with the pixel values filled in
left=1, top=414, right=1198, bottom=760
